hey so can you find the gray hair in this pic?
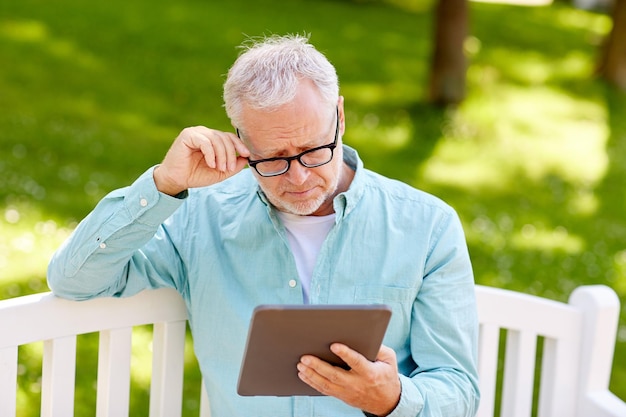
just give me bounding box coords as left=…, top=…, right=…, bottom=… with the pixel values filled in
left=223, top=34, right=339, bottom=128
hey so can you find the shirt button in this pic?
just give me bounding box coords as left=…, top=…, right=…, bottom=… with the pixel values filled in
left=99, top=242, right=107, bottom=249
left=140, top=198, right=148, bottom=207
left=288, top=279, right=297, bottom=288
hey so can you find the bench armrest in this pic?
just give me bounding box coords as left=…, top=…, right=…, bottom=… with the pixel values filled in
left=581, top=390, right=626, bottom=417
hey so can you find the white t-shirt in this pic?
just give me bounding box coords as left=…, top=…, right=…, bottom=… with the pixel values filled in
left=277, top=211, right=336, bottom=303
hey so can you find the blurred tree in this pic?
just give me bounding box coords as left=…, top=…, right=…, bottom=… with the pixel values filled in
left=428, top=0, right=469, bottom=105
left=598, top=0, right=626, bottom=91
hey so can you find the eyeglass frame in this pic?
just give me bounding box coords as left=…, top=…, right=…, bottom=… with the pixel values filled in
left=236, top=106, right=339, bottom=177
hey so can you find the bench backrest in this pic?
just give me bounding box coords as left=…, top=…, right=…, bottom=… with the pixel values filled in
left=1, top=285, right=624, bottom=417
left=475, top=285, right=622, bottom=417
left=0, top=288, right=207, bottom=417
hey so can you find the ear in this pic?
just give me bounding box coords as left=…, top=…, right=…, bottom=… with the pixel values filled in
left=337, top=96, right=345, bottom=136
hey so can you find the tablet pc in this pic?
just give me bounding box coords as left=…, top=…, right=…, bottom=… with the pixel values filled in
left=237, top=304, right=392, bottom=396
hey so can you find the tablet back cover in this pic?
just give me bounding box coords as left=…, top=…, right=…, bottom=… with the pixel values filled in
left=237, top=304, right=392, bottom=396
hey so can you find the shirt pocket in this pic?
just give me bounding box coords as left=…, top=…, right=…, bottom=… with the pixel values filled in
left=354, top=285, right=415, bottom=348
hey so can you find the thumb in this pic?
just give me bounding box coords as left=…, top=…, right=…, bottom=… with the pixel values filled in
left=376, top=345, right=398, bottom=367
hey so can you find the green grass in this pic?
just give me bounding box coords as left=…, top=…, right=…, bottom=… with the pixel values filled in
left=1, top=0, right=625, bottom=415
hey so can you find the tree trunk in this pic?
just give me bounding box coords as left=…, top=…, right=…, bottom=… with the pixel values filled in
left=428, top=0, right=469, bottom=105
left=598, top=0, right=626, bottom=91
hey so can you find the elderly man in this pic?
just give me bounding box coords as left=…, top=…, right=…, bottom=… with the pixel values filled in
left=48, top=34, right=480, bottom=417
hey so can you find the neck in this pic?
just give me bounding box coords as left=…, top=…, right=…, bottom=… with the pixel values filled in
left=310, top=162, right=355, bottom=216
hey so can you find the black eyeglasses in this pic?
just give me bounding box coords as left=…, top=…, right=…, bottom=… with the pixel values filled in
left=237, top=107, right=339, bottom=177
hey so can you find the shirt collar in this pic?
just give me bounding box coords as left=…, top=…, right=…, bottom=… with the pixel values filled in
left=332, top=145, right=365, bottom=220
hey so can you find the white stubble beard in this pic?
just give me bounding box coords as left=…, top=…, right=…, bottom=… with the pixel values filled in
left=258, top=171, right=340, bottom=216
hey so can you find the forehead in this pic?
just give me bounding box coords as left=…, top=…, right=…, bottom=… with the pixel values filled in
left=240, top=105, right=335, bottom=157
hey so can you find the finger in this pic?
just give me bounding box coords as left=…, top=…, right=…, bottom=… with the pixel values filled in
left=191, top=127, right=249, bottom=156
left=209, top=132, right=229, bottom=172
left=297, top=356, right=344, bottom=395
left=191, top=128, right=249, bottom=172
left=177, top=128, right=214, bottom=169
left=219, top=132, right=247, bottom=172
left=231, top=132, right=250, bottom=158
left=191, top=129, right=230, bottom=172
left=330, top=343, right=370, bottom=374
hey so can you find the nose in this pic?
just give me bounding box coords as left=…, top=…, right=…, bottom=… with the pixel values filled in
left=285, top=160, right=310, bottom=185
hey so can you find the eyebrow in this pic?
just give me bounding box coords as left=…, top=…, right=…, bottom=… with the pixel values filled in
left=262, top=139, right=323, bottom=158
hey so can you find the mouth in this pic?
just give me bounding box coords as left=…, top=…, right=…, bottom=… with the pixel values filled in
left=284, top=186, right=319, bottom=199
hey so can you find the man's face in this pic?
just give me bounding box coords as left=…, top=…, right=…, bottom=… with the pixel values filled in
left=238, top=81, right=346, bottom=216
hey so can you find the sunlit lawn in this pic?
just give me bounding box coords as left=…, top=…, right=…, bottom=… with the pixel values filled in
left=1, top=0, right=625, bottom=415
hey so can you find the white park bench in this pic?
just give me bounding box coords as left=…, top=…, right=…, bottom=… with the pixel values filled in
left=1, top=285, right=625, bottom=417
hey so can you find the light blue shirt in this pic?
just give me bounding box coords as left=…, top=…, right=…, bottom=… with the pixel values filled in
left=48, top=146, right=480, bottom=417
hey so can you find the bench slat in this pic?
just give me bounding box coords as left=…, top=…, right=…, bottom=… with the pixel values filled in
left=200, top=379, right=211, bottom=417
left=149, top=320, right=187, bottom=417
left=96, top=327, right=133, bottom=417
left=476, top=323, right=500, bottom=417
left=0, top=346, right=18, bottom=417
left=501, top=330, right=537, bottom=417
left=537, top=336, right=580, bottom=417
left=41, top=336, right=77, bottom=417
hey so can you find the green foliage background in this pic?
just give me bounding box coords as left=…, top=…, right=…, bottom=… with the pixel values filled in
left=1, top=0, right=625, bottom=415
